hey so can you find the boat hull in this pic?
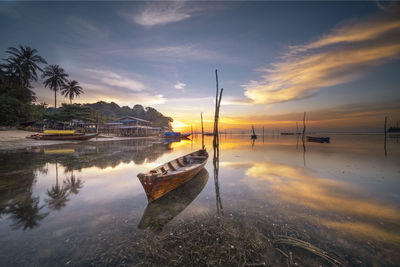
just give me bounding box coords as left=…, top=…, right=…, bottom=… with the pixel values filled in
left=28, top=133, right=98, bottom=141
left=306, top=136, right=330, bottom=143
left=138, top=149, right=208, bottom=202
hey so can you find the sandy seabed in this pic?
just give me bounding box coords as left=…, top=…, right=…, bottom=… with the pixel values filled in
left=0, top=130, right=156, bottom=151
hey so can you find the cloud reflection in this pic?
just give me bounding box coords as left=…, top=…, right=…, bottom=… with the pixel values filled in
left=242, top=161, right=400, bottom=242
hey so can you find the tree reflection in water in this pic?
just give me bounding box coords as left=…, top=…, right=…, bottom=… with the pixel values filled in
left=6, top=194, right=48, bottom=230
left=64, top=171, right=84, bottom=195
left=45, top=162, right=70, bottom=211
left=213, top=131, right=223, bottom=217
left=0, top=139, right=171, bottom=230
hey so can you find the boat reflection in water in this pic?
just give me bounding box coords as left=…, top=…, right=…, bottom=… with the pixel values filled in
left=138, top=168, right=209, bottom=232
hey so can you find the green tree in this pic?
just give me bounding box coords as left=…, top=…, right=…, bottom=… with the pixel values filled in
left=42, top=65, right=69, bottom=109
left=45, top=103, right=96, bottom=122
left=61, top=80, right=84, bottom=104
left=5, top=45, right=47, bottom=87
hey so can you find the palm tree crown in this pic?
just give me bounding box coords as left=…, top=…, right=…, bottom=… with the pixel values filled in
left=61, top=80, right=84, bottom=104
left=42, top=65, right=69, bottom=108
left=5, top=45, right=47, bottom=87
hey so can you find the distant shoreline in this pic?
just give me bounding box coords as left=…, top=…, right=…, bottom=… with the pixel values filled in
left=0, top=130, right=159, bottom=151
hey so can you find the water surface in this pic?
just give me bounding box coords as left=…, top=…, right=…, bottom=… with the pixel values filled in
left=0, top=135, right=399, bottom=266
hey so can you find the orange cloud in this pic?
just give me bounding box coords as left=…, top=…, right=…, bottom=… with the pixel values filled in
left=244, top=11, right=400, bottom=104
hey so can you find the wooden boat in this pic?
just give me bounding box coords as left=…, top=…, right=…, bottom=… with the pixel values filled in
left=27, top=131, right=98, bottom=141
left=138, top=149, right=208, bottom=202
left=164, top=131, right=191, bottom=138
left=388, top=127, right=400, bottom=133
left=306, top=136, right=330, bottom=143
left=138, top=168, right=209, bottom=232
left=251, top=125, right=257, bottom=139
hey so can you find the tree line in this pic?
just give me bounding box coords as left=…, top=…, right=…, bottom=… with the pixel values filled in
left=0, top=45, right=172, bottom=128
left=0, top=45, right=83, bottom=126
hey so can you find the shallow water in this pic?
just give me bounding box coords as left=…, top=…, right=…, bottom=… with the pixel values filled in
left=0, top=135, right=399, bottom=266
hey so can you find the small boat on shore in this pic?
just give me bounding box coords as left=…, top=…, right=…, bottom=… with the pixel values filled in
left=26, top=130, right=98, bottom=141
left=306, top=136, right=330, bottom=143
left=164, top=131, right=191, bottom=138
left=138, top=149, right=208, bottom=202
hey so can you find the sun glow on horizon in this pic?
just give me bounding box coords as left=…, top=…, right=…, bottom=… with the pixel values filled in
left=171, top=120, right=189, bottom=132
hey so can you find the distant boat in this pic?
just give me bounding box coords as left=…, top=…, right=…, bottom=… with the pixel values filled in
left=164, top=131, right=191, bottom=138
left=251, top=125, right=257, bottom=139
left=138, top=149, right=208, bottom=202
left=138, top=168, right=209, bottom=231
left=306, top=136, right=330, bottom=143
left=26, top=130, right=98, bottom=141
left=281, top=132, right=301, bottom=135
left=388, top=127, right=400, bottom=133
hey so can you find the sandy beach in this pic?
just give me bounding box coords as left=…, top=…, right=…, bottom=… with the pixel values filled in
left=0, top=129, right=158, bottom=151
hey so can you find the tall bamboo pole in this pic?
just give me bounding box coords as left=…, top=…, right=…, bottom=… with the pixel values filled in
left=384, top=116, right=387, bottom=156
left=384, top=116, right=387, bottom=138
left=303, top=112, right=306, bottom=135
left=201, top=112, right=204, bottom=150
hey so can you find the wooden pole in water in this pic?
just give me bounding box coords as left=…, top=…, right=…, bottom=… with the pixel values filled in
left=201, top=112, right=204, bottom=150
left=384, top=116, right=387, bottom=157
left=213, top=69, right=223, bottom=147
left=214, top=69, right=219, bottom=142
left=384, top=116, right=387, bottom=138
left=302, top=112, right=306, bottom=139
left=296, top=122, right=299, bottom=133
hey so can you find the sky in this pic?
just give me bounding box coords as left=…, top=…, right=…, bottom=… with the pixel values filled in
left=1, top=1, right=400, bottom=132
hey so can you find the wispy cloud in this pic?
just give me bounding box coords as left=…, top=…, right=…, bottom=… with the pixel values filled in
left=0, top=4, right=20, bottom=19
left=84, top=69, right=146, bottom=92
left=54, top=68, right=167, bottom=106
left=244, top=11, right=400, bottom=104
left=126, top=1, right=197, bottom=27
left=174, top=81, right=186, bottom=90
left=137, top=44, right=238, bottom=63
left=80, top=82, right=166, bottom=106
left=66, top=16, right=108, bottom=40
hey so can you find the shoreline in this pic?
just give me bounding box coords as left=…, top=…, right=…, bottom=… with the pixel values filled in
left=0, top=130, right=160, bottom=151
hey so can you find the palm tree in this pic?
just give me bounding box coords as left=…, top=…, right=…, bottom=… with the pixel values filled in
left=5, top=45, right=47, bottom=87
left=61, top=80, right=84, bottom=104
left=42, top=65, right=69, bottom=108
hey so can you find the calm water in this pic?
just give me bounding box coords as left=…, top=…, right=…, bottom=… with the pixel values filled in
left=0, top=135, right=399, bottom=266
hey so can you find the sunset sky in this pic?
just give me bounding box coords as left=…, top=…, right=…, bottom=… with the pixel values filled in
left=1, top=1, right=399, bottom=132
